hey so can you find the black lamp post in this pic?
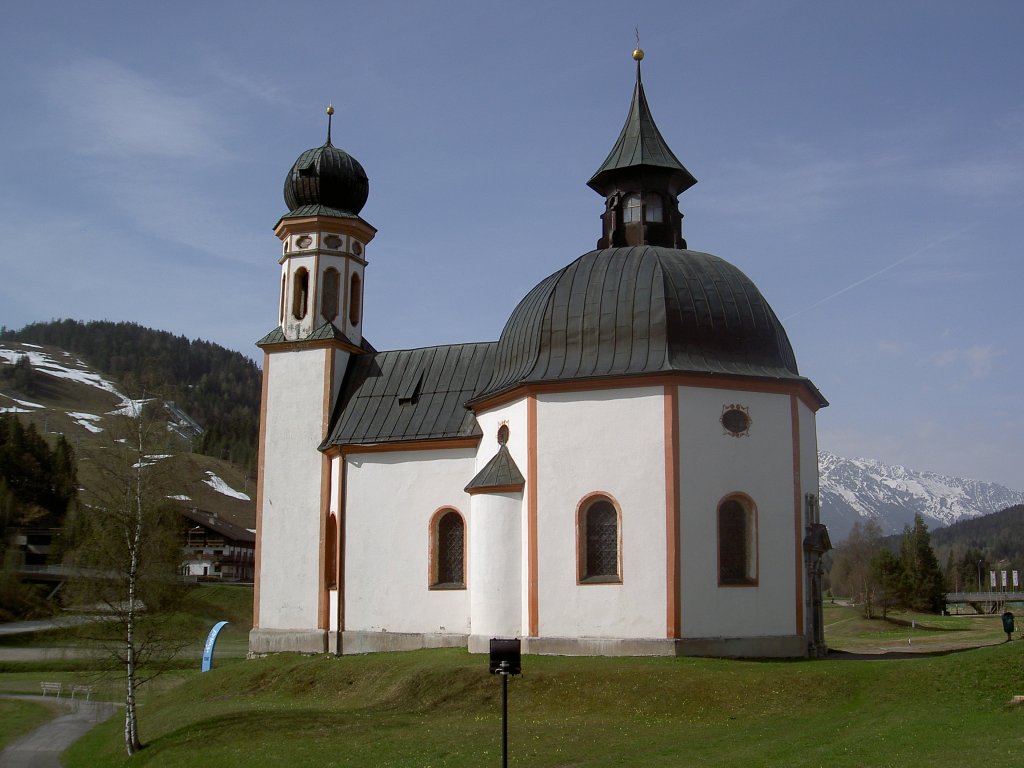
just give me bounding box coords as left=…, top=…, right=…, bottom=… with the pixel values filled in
left=489, top=638, right=521, bottom=768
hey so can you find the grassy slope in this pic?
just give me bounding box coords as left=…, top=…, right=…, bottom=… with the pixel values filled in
left=62, top=641, right=1024, bottom=768
left=4, top=587, right=1022, bottom=766
left=1, top=342, right=255, bottom=528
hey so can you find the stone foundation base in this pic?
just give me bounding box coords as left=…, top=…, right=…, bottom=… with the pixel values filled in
left=337, top=631, right=468, bottom=655
left=473, top=634, right=809, bottom=659
left=251, top=629, right=809, bottom=659
left=248, top=628, right=327, bottom=655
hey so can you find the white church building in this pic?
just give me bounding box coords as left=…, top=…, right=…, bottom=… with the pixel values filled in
left=249, top=51, right=832, bottom=659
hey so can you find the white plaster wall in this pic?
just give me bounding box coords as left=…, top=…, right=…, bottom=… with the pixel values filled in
left=535, top=387, right=666, bottom=639
left=343, top=447, right=476, bottom=634
left=473, top=399, right=530, bottom=631
left=258, top=347, right=335, bottom=630
left=469, top=492, right=523, bottom=638
left=677, top=387, right=799, bottom=639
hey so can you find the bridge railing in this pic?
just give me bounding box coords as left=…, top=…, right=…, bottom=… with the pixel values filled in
left=946, top=591, right=1024, bottom=603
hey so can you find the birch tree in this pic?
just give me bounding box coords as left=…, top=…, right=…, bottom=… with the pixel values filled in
left=64, top=402, right=186, bottom=755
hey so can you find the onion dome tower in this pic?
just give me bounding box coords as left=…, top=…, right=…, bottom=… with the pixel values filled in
left=252, top=106, right=376, bottom=655
left=267, top=105, right=376, bottom=347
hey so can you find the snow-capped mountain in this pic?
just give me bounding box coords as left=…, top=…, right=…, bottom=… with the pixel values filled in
left=818, top=451, right=1024, bottom=541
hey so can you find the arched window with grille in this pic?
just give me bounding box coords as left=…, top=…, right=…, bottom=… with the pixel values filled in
left=718, top=495, right=758, bottom=586
left=292, top=267, right=309, bottom=321
left=577, top=494, right=622, bottom=584
left=321, top=267, right=340, bottom=322
left=349, top=272, right=362, bottom=327
left=430, top=508, right=465, bottom=589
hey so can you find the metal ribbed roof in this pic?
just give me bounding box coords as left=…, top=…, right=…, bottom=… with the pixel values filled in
left=324, top=342, right=495, bottom=447
left=476, top=246, right=818, bottom=402
left=283, top=141, right=368, bottom=217
left=464, top=444, right=525, bottom=493
left=256, top=322, right=367, bottom=350
left=587, top=64, right=697, bottom=197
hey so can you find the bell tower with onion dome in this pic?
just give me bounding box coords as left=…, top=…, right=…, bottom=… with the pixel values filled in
left=251, top=105, right=374, bottom=655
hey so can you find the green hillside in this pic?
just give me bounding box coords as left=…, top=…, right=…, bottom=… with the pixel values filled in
left=0, top=335, right=256, bottom=529
left=58, top=640, right=1024, bottom=768
left=0, top=320, right=261, bottom=473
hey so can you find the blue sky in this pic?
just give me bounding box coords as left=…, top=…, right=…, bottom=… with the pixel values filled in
left=1, top=1, right=1021, bottom=489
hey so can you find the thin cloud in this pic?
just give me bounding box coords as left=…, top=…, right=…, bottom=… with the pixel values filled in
left=47, top=57, right=224, bottom=160
left=932, top=344, right=1000, bottom=379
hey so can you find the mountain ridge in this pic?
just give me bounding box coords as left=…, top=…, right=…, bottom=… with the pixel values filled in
left=819, top=450, right=1024, bottom=541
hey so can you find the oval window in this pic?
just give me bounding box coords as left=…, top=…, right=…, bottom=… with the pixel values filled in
left=721, top=407, right=751, bottom=436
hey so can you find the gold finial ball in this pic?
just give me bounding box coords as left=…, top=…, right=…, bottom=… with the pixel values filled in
left=326, top=104, right=335, bottom=116
left=633, top=48, right=645, bottom=61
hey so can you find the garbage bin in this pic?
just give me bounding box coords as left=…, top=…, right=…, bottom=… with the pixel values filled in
left=1001, top=611, right=1015, bottom=641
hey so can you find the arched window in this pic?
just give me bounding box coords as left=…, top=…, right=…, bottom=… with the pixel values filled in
left=430, top=509, right=465, bottom=589
left=279, top=274, right=286, bottom=325
left=321, top=268, right=340, bottom=322
left=718, top=496, right=757, bottom=585
left=292, top=267, right=309, bottom=321
left=577, top=495, right=621, bottom=583
left=623, top=193, right=642, bottom=223
left=644, top=193, right=664, bottom=223
left=349, top=272, right=362, bottom=327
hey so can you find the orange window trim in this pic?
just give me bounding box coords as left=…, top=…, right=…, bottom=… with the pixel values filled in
left=574, top=492, right=624, bottom=585
left=716, top=492, right=759, bottom=588
left=427, top=507, right=468, bottom=590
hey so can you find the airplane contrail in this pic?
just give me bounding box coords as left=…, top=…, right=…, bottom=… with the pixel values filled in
left=782, top=228, right=968, bottom=322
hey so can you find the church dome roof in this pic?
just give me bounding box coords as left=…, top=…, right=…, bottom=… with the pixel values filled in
left=475, top=245, right=807, bottom=401
left=282, top=140, right=369, bottom=218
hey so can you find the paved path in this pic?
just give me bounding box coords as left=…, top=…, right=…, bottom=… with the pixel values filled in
left=0, top=695, right=118, bottom=767
left=0, top=617, right=91, bottom=637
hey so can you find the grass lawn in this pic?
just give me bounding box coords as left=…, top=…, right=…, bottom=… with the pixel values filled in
left=0, top=697, right=60, bottom=750
left=60, top=642, right=1024, bottom=768
left=4, top=587, right=1023, bottom=766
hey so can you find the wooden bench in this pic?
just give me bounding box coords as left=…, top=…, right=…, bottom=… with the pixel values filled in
left=71, top=685, right=93, bottom=701
left=40, top=682, right=62, bottom=697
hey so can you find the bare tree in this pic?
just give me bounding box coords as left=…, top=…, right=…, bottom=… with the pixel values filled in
left=829, top=519, right=884, bottom=617
left=64, top=401, right=187, bottom=755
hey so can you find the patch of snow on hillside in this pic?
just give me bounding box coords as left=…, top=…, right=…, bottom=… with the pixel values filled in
left=203, top=472, right=250, bottom=501
left=68, top=411, right=103, bottom=433
left=0, top=406, right=31, bottom=414
left=168, top=494, right=192, bottom=501
left=5, top=396, right=45, bottom=409
left=132, top=454, right=173, bottom=469
left=111, top=398, right=153, bottom=417
left=0, top=344, right=128, bottom=405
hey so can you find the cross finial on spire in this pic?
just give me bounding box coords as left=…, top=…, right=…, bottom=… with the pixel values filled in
left=326, top=103, right=335, bottom=145
left=633, top=28, right=644, bottom=81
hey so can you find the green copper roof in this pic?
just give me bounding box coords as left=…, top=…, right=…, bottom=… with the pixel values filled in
left=283, top=141, right=369, bottom=217
left=256, top=322, right=366, bottom=350
left=474, top=245, right=826, bottom=405
left=587, top=62, right=697, bottom=197
left=465, top=444, right=525, bottom=493
left=323, top=342, right=495, bottom=448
